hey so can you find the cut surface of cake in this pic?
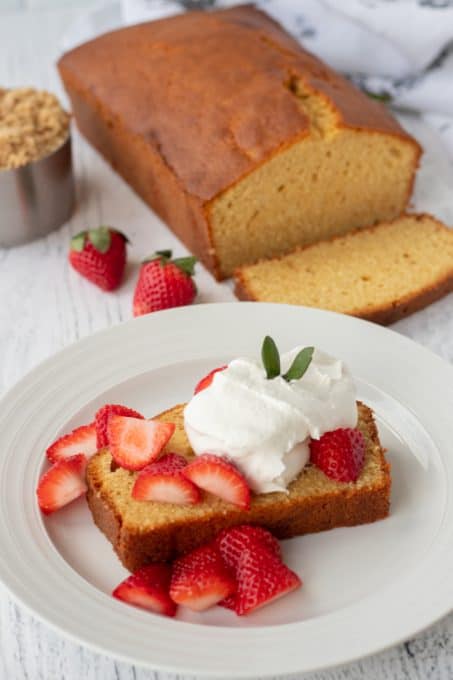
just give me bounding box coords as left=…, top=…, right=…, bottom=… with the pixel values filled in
left=58, top=5, right=421, bottom=280
left=235, top=213, right=453, bottom=325
left=87, top=403, right=389, bottom=573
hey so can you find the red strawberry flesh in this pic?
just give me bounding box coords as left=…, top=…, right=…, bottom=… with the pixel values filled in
left=310, top=427, right=365, bottom=482
left=216, top=525, right=281, bottom=571
left=46, top=423, right=97, bottom=463
left=194, top=366, right=227, bottom=394
left=107, top=415, right=175, bottom=471
left=141, top=452, right=188, bottom=475
left=170, top=544, right=236, bottom=611
left=95, top=403, right=144, bottom=448
left=113, top=564, right=176, bottom=617
left=37, top=453, right=87, bottom=515
left=183, top=453, right=250, bottom=509
left=224, top=546, right=301, bottom=616
left=132, top=453, right=200, bottom=505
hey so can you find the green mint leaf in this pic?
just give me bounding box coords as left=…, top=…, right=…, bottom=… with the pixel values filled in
left=70, top=231, right=87, bottom=252
left=88, top=226, right=111, bottom=254
left=283, top=347, right=314, bottom=382
left=172, top=256, right=197, bottom=277
left=261, top=335, right=281, bottom=379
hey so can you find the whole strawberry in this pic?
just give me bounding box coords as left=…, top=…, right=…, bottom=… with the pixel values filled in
left=69, top=226, right=128, bottom=291
left=133, top=250, right=197, bottom=317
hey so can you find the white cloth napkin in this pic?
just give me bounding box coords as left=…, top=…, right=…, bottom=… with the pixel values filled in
left=119, top=0, right=453, bottom=162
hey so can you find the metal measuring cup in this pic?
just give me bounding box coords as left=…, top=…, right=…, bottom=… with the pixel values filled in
left=0, top=133, right=75, bottom=248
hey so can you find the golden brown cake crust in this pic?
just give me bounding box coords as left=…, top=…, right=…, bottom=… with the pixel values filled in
left=58, top=5, right=417, bottom=202
left=234, top=213, right=453, bottom=325
left=58, top=5, right=421, bottom=279
left=86, top=402, right=391, bottom=573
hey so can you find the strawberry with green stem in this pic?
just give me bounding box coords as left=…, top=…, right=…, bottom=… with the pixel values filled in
left=69, top=226, right=128, bottom=291
left=133, top=250, right=197, bottom=316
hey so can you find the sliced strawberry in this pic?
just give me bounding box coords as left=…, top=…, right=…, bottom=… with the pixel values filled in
left=310, top=427, right=365, bottom=482
left=107, top=415, right=175, bottom=471
left=141, top=452, right=188, bottom=474
left=182, top=454, right=250, bottom=509
left=113, top=564, right=176, bottom=617
left=132, top=453, right=200, bottom=505
left=37, top=454, right=87, bottom=515
left=46, top=423, right=97, bottom=463
left=95, top=403, right=144, bottom=448
left=170, top=544, right=236, bottom=611
left=222, top=546, right=301, bottom=616
left=194, top=365, right=227, bottom=394
left=219, top=593, right=236, bottom=610
left=216, top=525, right=281, bottom=571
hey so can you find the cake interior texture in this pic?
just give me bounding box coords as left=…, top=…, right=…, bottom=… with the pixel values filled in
left=87, top=402, right=390, bottom=572
left=235, top=213, right=453, bottom=325
left=209, top=88, right=418, bottom=277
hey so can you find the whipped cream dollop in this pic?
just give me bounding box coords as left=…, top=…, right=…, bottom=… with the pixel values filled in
left=184, top=348, right=357, bottom=494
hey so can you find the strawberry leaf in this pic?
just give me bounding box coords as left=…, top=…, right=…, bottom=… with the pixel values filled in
left=172, top=256, right=197, bottom=277
left=155, top=249, right=172, bottom=259
left=261, top=336, right=280, bottom=379
left=88, top=226, right=111, bottom=254
left=283, top=347, right=314, bottom=382
left=70, top=231, right=87, bottom=252
left=143, top=250, right=172, bottom=265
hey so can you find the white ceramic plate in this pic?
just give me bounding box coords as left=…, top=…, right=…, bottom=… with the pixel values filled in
left=0, top=302, right=452, bottom=678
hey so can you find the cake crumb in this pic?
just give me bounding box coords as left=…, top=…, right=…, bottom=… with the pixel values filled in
left=0, top=87, right=70, bottom=170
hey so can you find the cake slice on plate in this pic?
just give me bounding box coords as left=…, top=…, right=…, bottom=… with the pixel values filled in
left=86, top=341, right=390, bottom=572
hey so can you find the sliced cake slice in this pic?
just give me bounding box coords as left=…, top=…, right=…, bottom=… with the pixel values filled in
left=234, top=213, right=453, bottom=325
left=86, top=402, right=390, bottom=573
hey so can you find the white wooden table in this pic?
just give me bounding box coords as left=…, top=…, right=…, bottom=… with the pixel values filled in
left=2, top=6, right=453, bottom=679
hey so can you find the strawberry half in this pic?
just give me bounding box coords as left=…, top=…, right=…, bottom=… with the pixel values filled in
left=107, top=415, right=175, bottom=471
left=183, top=454, right=250, bottom=510
left=170, top=544, right=236, bottom=611
left=133, top=250, right=197, bottom=317
left=194, top=366, right=227, bottom=394
left=69, top=226, right=128, bottom=291
left=309, top=427, right=365, bottom=482
left=113, top=564, right=176, bottom=617
left=46, top=423, right=97, bottom=463
left=95, top=403, right=144, bottom=449
left=215, top=525, right=281, bottom=571
left=37, top=454, right=87, bottom=515
left=132, top=453, right=200, bottom=505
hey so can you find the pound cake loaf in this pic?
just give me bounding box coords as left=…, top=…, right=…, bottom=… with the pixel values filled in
left=58, top=5, right=421, bottom=280
left=235, top=213, right=453, bottom=325
left=87, top=402, right=390, bottom=572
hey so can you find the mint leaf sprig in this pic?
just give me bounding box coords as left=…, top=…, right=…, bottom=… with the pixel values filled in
left=261, top=335, right=314, bottom=382
left=261, top=336, right=280, bottom=379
